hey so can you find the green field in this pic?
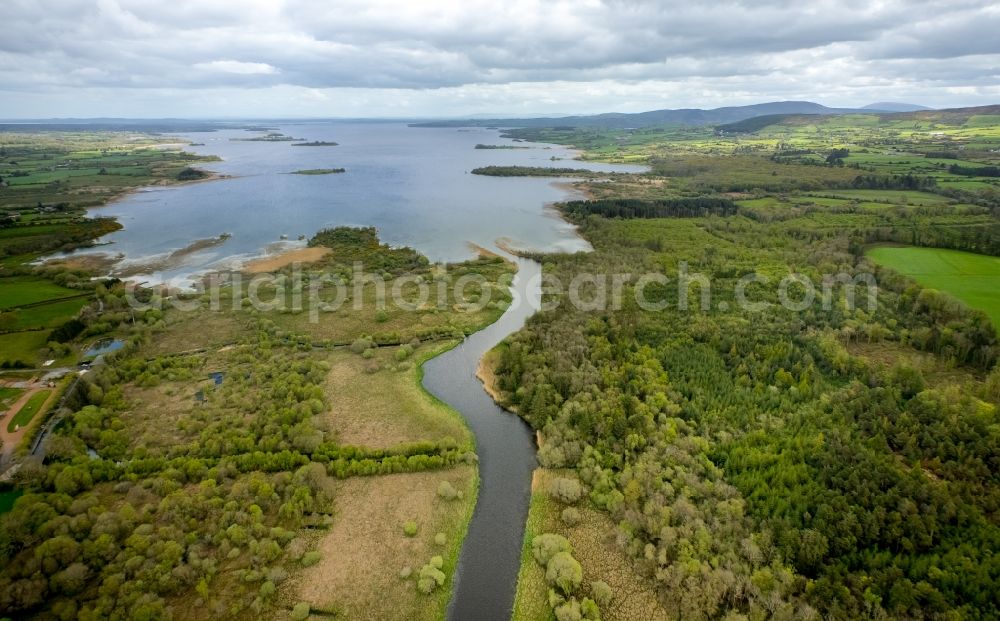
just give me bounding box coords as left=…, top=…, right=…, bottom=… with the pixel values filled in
left=4, top=297, right=88, bottom=330
left=0, top=330, right=52, bottom=366
left=6, top=388, right=51, bottom=432
left=867, top=246, right=1000, bottom=330
left=0, top=276, right=81, bottom=308
left=812, top=189, right=952, bottom=205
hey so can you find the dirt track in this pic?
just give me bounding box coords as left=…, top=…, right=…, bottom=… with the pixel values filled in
left=0, top=386, right=42, bottom=467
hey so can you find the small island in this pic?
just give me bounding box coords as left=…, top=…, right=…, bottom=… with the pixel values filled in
left=288, top=168, right=346, bottom=175
left=470, top=165, right=599, bottom=177
left=474, top=143, right=529, bottom=149
left=291, top=140, right=339, bottom=147
left=231, top=132, right=301, bottom=142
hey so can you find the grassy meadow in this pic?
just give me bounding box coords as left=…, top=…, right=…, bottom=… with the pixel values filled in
left=5, top=389, right=52, bottom=433
left=867, top=245, right=1000, bottom=330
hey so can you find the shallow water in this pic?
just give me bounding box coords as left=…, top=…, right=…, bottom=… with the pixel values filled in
left=82, top=338, right=124, bottom=358
left=69, top=121, right=643, bottom=284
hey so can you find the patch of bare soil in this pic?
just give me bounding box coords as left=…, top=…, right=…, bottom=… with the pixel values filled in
left=242, top=247, right=331, bottom=274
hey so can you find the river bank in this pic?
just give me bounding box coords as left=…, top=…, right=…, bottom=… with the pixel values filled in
left=422, top=256, right=542, bottom=621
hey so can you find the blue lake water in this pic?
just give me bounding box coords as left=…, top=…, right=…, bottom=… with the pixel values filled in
left=71, top=121, right=643, bottom=285
left=83, top=338, right=125, bottom=358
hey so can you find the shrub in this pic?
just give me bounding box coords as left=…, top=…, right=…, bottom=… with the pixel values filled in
left=417, top=576, right=437, bottom=594
left=300, top=551, right=321, bottom=567
left=590, top=581, right=613, bottom=607
left=580, top=597, right=600, bottom=620
left=549, top=477, right=583, bottom=504
left=434, top=532, right=447, bottom=546
left=437, top=480, right=460, bottom=500
left=546, top=552, right=583, bottom=595
left=286, top=538, right=307, bottom=561
left=532, top=533, right=572, bottom=566
left=375, top=310, right=389, bottom=323
left=349, top=336, right=373, bottom=354
left=267, top=567, right=289, bottom=585
left=399, top=566, right=412, bottom=579
left=417, top=561, right=446, bottom=594
left=554, top=598, right=582, bottom=621
left=243, top=569, right=262, bottom=582
left=361, top=348, right=375, bottom=359
left=890, top=362, right=925, bottom=398
left=259, top=581, right=276, bottom=598
left=395, top=345, right=413, bottom=361
left=561, top=507, right=581, bottom=526
left=537, top=444, right=567, bottom=468
left=403, top=521, right=419, bottom=537
left=290, top=602, right=310, bottom=620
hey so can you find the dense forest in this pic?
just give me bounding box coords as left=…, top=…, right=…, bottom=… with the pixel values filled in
left=494, top=197, right=1000, bottom=618
left=949, top=165, right=1000, bottom=178
left=470, top=166, right=604, bottom=177
left=307, top=226, right=429, bottom=274
left=848, top=174, right=939, bottom=191
left=562, top=198, right=739, bottom=219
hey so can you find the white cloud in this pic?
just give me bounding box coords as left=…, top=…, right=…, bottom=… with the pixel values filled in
left=194, top=60, right=280, bottom=75
left=0, top=0, right=997, bottom=116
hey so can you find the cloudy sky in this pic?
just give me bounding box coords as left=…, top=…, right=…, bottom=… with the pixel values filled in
left=2, top=0, right=999, bottom=118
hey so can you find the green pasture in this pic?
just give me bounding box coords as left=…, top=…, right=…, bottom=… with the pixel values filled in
left=867, top=246, right=1000, bottom=330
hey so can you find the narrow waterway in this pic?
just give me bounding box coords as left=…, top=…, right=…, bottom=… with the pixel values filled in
left=422, top=256, right=542, bottom=621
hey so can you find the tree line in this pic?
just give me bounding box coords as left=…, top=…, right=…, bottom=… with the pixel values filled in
left=561, top=197, right=739, bottom=219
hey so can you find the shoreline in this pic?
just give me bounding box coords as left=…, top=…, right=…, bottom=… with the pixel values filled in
left=550, top=179, right=594, bottom=200
left=88, top=170, right=233, bottom=205
left=36, top=137, right=234, bottom=279
left=48, top=131, right=611, bottom=287
left=475, top=351, right=504, bottom=404
left=241, top=246, right=332, bottom=273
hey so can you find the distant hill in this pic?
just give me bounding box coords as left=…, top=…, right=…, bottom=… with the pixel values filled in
left=863, top=102, right=931, bottom=112
left=410, top=101, right=883, bottom=129
left=715, top=114, right=813, bottom=134
left=715, top=104, right=1000, bottom=134
left=0, top=118, right=233, bottom=132
left=887, top=104, right=1000, bottom=122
